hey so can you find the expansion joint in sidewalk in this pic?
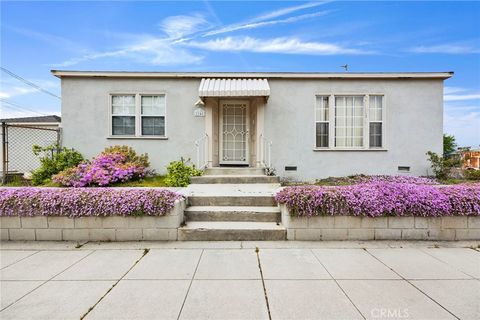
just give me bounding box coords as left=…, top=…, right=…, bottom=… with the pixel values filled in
left=80, top=248, right=150, bottom=320
left=256, top=247, right=272, bottom=320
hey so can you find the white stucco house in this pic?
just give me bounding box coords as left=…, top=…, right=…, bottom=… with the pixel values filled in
left=52, top=70, right=452, bottom=181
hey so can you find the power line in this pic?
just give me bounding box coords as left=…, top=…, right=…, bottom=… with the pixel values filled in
left=0, top=67, right=61, bottom=100
left=0, top=98, right=48, bottom=116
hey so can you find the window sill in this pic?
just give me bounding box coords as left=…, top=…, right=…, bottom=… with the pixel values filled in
left=107, top=136, right=168, bottom=140
left=313, top=148, right=388, bottom=152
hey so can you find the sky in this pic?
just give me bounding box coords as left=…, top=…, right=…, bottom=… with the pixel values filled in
left=0, top=0, right=479, bottom=147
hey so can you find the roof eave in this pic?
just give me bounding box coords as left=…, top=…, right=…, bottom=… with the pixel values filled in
left=51, top=70, right=454, bottom=80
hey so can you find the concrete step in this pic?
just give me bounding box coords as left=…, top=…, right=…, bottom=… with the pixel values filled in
left=185, top=206, right=280, bottom=222
left=188, top=195, right=277, bottom=207
left=191, top=175, right=279, bottom=184
left=204, top=167, right=265, bottom=175
left=178, top=221, right=286, bottom=241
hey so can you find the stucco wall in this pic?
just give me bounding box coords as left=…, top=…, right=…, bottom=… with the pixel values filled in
left=61, top=77, right=443, bottom=180
left=61, top=78, right=205, bottom=175
left=265, top=79, right=444, bottom=181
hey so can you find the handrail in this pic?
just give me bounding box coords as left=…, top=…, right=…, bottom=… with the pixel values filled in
left=194, top=133, right=209, bottom=170
left=259, top=133, right=272, bottom=168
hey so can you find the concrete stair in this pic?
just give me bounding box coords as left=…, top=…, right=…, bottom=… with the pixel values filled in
left=178, top=221, right=286, bottom=241
left=185, top=206, right=280, bottom=222
left=179, top=167, right=285, bottom=241
left=188, top=195, right=277, bottom=206
left=190, top=175, right=279, bottom=184
left=204, top=167, right=266, bottom=175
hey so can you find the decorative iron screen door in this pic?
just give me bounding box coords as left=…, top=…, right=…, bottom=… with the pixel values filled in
left=219, top=101, right=249, bottom=165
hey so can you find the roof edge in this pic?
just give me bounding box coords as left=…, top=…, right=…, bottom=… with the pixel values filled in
left=51, top=70, right=454, bottom=80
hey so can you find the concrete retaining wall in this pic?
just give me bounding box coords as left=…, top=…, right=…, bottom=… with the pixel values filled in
left=281, top=205, right=480, bottom=241
left=0, top=200, right=185, bottom=241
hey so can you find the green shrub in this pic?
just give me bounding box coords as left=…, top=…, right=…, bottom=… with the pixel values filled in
left=165, top=158, right=202, bottom=187
left=31, top=145, right=84, bottom=185
left=465, top=169, right=480, bottom=180
left=426, top=151, right=461, bottom=180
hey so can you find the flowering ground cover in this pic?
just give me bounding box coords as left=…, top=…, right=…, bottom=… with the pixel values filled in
left=276, top=180, right=480, bottom=217
left=0, top=188, right=183, bottom=217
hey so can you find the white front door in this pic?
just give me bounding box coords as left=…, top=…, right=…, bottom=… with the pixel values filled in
left=219, top=100, right=249, bottom=165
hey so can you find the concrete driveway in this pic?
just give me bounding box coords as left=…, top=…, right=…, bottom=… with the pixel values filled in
left=1, top=241, right=479, bottom=320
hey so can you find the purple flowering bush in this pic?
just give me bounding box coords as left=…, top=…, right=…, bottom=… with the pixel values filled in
left=315, top=174, right=438, bottom=186
left=0, top=188, right=183, bottom=217
left=276, top=182, right=480, bottom=217
left=53, top=145, right=150, bottom=187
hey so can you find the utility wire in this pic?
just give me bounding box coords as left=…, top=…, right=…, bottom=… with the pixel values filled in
left=0, top=67, right=61, bottom=100
left=0, top=98, right=48, bottom=116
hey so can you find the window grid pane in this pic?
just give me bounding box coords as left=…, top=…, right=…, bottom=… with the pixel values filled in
left=112, top=95, right=135, bottom=115
left=142, top=116, right=165, bottom=136
left=315, top=96, right=329, bottom=147
left=335, top=96, right=364, bottom=147
left=112, top=116, right=135, bottom=135
left=316, top=123, right=329, bottom=148
left=368, top=95, right=383, bottom=148
left=369, top=122, right=382, bottom=148
left=141, top=95, right=165, bottom=116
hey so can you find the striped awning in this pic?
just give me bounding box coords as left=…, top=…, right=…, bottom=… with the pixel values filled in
left=199, top=78, right=270, bottom=97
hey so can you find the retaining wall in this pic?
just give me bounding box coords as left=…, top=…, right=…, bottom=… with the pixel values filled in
left=0, top=200, right=185, bottom=241
left=281, top=205, right=480, bottom=241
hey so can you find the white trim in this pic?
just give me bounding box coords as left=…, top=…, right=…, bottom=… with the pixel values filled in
left=53, top=70, right=454, bottom=79
left=313, top=93, right=387, bottom=151
left=109, top=93, right=167, bottom=138
left=219, top=99, right=250, bottom=165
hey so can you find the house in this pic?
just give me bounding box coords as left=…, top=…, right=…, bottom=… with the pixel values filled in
left=459, top=148, right=480, bottom=170
left=1, top=115, right=61, bottom=175
left=52, top=71, right=452, bottom=181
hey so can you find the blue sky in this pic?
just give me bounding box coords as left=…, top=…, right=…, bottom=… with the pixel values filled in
left=1, top=1, right=479, bottom=146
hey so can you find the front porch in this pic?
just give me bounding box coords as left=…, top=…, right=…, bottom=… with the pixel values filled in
left=194, top=78, right=272, bottom=169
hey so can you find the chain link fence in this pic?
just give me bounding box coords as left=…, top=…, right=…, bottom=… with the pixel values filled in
left=1, top=122, right=61, bottom=184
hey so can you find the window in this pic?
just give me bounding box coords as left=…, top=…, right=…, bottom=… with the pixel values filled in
left=314, top=94, right=385, bottom=150
left=369, top=95, right=383, bottom=148
left=112, top=95, right=136, bottom=135
left=141, top=95, right=166, bottom=136
left=315, top=96, right=329, bottom=148
left=335, top=96, right=364, bottom=148
left=111, top=94, right=166, bottom=137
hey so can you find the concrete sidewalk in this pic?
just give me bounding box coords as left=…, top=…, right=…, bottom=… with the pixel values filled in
left=1, top=241, right=479, bottom=320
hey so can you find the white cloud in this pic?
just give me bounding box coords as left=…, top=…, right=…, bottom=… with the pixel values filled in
left=444, top=86, right=467, bottom=94
left=184, top=36, right=373, bottom=55
left=444, top=108, right=480, bottom=147
left=159, top=14, right=210, bottom=39
left=250, top=2, right=327, bottom=22
left=410, top=43, right=480, bottom=54
left=203, top=11, right=331, bottom=36
left=0, top=78, right=59, bottom=99
left=54, top=36, right=204, bottom=67
left=444, top=94, right=480, bottom=101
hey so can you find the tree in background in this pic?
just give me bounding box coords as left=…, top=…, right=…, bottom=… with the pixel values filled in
left=443, top=134, right=457, bottom=157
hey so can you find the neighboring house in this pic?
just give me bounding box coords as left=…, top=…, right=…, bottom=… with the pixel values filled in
left=459, top=149, right=480, bottom=170
left=0, top=115, right=61, bottom=174
left=52, top=71, right=452, bottom=180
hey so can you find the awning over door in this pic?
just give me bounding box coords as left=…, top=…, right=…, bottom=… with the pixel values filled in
left=199, top=78, right=270, bottom=97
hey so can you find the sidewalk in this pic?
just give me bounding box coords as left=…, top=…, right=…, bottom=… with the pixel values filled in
left=1, top=241, right=479, bottom=319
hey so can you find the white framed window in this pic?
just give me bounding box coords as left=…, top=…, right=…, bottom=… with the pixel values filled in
left=112, top=95, right=136, bottom=136
left=315, top=96, right=329, bottom=148
left=313, top=94, right=385, bottom=150
left=141, top=95, right=166, bottom=136
left=369, top=95, right=383, bottom=148
left=110, top=93, right=166, bottom=137
left=335, top=96, right=364, bottom=148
